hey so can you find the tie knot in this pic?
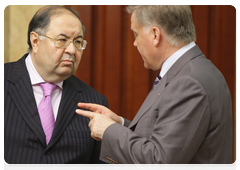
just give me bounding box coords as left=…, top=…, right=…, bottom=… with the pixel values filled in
left=40, top=83, right=57, bottom=96
left=154, top=75, right=162, bottom=85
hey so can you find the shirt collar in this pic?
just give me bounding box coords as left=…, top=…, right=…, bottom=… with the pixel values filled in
left=25, top=53, right=63, bottom=89
left=159, top=41, right=196, bottom=78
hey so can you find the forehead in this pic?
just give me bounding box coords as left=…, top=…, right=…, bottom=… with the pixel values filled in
left=130, top=12, right=140, bottom=31
left=48, top=13, right=83, bottom=36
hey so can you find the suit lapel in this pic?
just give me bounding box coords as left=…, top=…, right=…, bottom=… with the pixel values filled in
left=129, top=76, right=167, bottom=129
left=47, top=77, right=82, bottom=149
left=7, top=55, right=46, bottom=146
left=128, top=45, right=203, bottom=129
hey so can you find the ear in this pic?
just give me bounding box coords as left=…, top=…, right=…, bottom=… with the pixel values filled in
left=30, top=32, right=40, bottom=54
left=151, top=27, right=161, bottom=46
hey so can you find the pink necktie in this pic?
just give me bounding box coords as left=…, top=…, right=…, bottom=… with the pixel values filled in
left=38, top=83, right=57, bottom=145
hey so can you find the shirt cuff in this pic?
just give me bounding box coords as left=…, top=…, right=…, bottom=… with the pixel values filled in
left=119, top=116, right=125, bottom=125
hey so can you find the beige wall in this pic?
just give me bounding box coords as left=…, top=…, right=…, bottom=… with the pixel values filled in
left=4, top=5, right=45, bottom=63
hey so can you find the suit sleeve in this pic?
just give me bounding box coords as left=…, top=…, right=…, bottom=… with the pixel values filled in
left=90, top=95, right=109, bottom=164
left=99, top=76, right=210, bottom=163
left=123, top=118, right=131, bottom=127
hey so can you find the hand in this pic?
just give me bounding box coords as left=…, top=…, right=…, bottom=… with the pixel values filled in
left=76, top=103, right=119, bottom=141
left=77, top=103, right=123, bottom=124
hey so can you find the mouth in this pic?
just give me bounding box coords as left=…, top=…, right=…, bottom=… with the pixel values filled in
left=61, top=59, right=74, bottom=65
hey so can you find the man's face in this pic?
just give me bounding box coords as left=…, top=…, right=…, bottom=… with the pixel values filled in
left=31, top=12, right=84, bottom=83
left=130, top=12, right=160, bottom=70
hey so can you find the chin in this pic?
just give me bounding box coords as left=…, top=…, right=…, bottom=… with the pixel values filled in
left=144, top=64, right=159, bottom=71
left=61, top=66, right=75, bottom=74
left=57, top=70, right=74, bottom=78
left=143, top=63, right=151, bottom=70
left=62, top=71, right=74, bottom=77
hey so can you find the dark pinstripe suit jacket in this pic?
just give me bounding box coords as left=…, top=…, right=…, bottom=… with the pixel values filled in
left=4, top=54, right=108, bottom=164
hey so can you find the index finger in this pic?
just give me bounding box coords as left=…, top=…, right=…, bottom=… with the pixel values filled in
left=75, top=109, right=97, bottom=119
left=77, top=103, right=105, bottom=113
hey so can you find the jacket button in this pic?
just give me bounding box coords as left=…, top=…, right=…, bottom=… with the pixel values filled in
left=44, top=151, right=51, bottom=155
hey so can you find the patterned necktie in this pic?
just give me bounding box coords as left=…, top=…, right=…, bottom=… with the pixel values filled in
left=38, top=83, right=57, bottom=145
left=153, top=75, right=162, bottom=89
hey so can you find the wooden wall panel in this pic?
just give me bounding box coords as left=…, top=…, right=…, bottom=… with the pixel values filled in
left=120, top=6, right=137, bottom=119
left=191, top=5, right=210, bottom=54
left=91, top=5, right=105, bottom=92
left=103, top=5, right=122, bottom=112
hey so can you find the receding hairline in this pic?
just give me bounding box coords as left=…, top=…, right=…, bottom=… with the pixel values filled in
left=35, top=5, right=75, bottom=17
left=37, top=7, right=82, bottom=24
left=36, top=6, right=84, bottom=34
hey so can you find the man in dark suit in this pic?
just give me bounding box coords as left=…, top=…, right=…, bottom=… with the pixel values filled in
left=76, top=5, right=233, bottom=163
left=4, top=5, right=108, bottom=163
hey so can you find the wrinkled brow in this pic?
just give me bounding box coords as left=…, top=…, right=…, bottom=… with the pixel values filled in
left=57, top=33, right=83, bottom=39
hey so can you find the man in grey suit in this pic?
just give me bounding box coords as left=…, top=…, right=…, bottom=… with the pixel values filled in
left=76, top=5, right=233, bottom=163
left=5, top=5, right=107, bottom=163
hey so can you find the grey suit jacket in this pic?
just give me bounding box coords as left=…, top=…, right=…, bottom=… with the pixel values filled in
left=100, top=45, right=233, bottom=164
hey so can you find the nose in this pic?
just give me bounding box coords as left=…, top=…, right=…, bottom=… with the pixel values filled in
left=133, top=39, right=137, bottom=47
left=64, top=41, right=76, bottom=55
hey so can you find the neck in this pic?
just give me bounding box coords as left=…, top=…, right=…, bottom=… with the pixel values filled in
left=162, top=41, right=187, bottom=63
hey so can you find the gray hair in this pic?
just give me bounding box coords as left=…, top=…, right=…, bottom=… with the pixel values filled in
left=126, top=5, right=196, bottom=46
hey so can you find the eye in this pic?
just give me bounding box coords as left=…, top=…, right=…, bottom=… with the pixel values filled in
left=133, top=32, right=138, bottom=39
left=57, top=38, right=68, bottom=42
left=74, top=40, right=82, bottom=44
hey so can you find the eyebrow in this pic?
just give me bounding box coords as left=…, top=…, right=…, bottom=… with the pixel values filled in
left=130, top=27, right=136, bottom=33
left=57, top=34, right=83, bottom=39
left=131, top=29, right=136, bottom=34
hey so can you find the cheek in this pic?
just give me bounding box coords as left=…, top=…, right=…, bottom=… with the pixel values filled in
left=77, top=52, right=82, bottom=61
left=39, top=46, right=62, bottom=64
left=74, top=53, right=83, bottom=66
left=50, top=50, right=66, bottom=65
left=136, top=37, right=146, bottom=51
